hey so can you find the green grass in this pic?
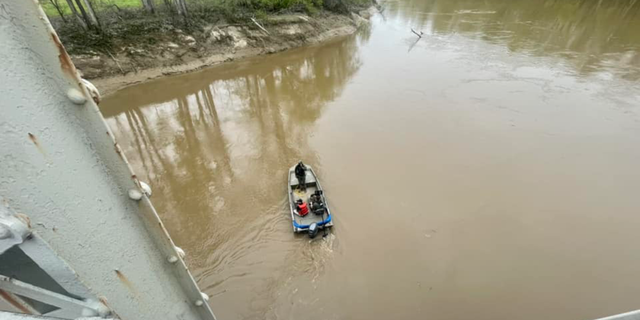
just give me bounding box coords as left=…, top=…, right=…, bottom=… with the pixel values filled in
left=41, top=0, right=142, bottom=18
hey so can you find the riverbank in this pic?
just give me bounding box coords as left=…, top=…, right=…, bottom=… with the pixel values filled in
left=73, top=7, right=376, bottom=96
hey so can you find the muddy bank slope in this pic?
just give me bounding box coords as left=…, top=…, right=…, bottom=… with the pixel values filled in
left=78, top=8, right=376, bottom=95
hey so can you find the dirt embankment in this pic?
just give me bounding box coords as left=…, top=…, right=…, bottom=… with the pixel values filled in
left=75, top=7, right=376, bottom=95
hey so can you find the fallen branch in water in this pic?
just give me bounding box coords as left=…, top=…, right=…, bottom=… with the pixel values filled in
left=411, top=28, right=424, bottom=38
left=251, top=18, right=270, bottom=35
left=407, top=38, right=420, bottom=53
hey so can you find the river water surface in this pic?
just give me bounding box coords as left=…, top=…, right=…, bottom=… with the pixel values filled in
left=101, top=1, right=640, bottom=319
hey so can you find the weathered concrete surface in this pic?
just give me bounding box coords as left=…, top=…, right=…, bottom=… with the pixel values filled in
left=0, top=1, right=215, bottom=320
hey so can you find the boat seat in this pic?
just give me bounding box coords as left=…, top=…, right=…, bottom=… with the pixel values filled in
left=291, top=171, right=316, bottom=186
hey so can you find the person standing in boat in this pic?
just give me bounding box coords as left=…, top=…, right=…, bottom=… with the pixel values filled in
left=295, top=161, right=307, bottom=191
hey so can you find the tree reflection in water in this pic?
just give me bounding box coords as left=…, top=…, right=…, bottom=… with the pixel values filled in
left=100, top=29, right=369, bottom=300
left=386, top=0, right=640, bottom=80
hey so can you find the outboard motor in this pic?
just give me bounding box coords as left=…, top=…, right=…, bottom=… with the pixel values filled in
left=308, top=223, right=319, bottom=238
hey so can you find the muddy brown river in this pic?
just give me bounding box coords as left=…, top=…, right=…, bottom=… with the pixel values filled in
left=101, top=1, right=640, bottom=319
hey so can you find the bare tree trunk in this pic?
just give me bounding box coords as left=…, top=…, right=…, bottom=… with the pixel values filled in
left=173, top=0, right=182, bottom=15
left=81, top=0, right=100, bottom=29
left=163, top=0, right=174, bottom=13
left=65, top=0, right=87, bottom=29
left=49, top=0, right=67, bottom=22
left=73, top=0, right=92, bottom=28
left=173, top=0, right=187, bottom=16
left=140, top=0, right=155, bottom=13
left=180, top=0, right=188, bottom=17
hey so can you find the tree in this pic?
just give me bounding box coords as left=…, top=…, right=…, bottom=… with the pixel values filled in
left=80, top=0, right=100, bottom=28
left=173, top=0, right=188, bottom=16
left=141, top=0, right=156, bottom=14
left=65, top=0, right=87, bottom=29
left=48, top=0, right=67, bottom=22
left=73, top=0, right=92, bottom=28
left=71, top=0, right=100, bottom=30
left=163, top=0, right=173, bottom=13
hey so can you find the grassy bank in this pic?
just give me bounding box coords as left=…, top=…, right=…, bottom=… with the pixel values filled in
left=49, top=0, right=376, bottom=94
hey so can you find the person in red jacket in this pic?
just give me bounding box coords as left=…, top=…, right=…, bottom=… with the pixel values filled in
left=296, top=199, right=309, bottom=216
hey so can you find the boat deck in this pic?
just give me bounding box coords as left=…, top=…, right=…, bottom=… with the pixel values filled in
left=289, top=170, right=317, bottom=187
left=291, top=186, right=327, bottom=227
left=289, top=169, right=332, bottom=230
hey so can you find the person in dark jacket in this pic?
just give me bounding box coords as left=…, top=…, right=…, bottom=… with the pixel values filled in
left=310, top=190, right=325, bottom=215
left=294, top=161, right=307, bottom=191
